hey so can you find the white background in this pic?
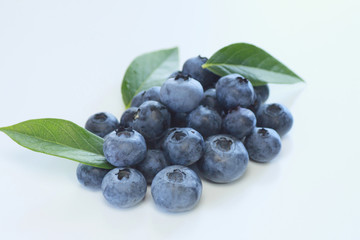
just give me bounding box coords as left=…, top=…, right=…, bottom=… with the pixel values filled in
left=0, top=0, right=359, bottom=239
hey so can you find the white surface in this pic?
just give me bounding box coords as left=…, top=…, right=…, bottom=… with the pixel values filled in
left=0, top=0, right=359, bottom=239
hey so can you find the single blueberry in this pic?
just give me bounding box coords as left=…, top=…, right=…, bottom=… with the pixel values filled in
left=244, top=128, right=281, bottom=163
left=197, top=135, right=249, bottom=183
left=200, top=88, right=223, bottom=114
left=103, top=128, right=147, bottom=167
left=151, top=165, right=202, bottom=212
left=253, top=85, right=269, bottom=103
left=216, top=74, right=255, bottom=109
left=256, top=103, right=293, bottom=136
left=85, top=112, right=119, bottom=138
left=170, top=111, right=188, bottom=128
left=136, top=149, right=170, bottom=184
left=101, top=168, right=147, bottom=208
left=76, top=163, right=110, bottom=190
left=182, top=56, right=220, bottom=89
left=132, top=100, right=171, bottom=145
left=119, top=107, right=138, bottom=128
left=160, top=73, right=204, bottom=113
left=130, top=86, right=161, bottom=107
left=222, top=107, right=256, bottom=139
left=187, top=105, right=222, bottom=138
left=163, top=128, right=204, bottom=166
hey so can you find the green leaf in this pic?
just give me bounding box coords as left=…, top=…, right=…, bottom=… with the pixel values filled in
left=203, top=43, right=304, bottom=86
left=121, top=47, right=179, bottom=108
left=0, top=119, right=113, bottom=169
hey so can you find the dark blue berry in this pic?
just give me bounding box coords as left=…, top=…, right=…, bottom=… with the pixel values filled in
left=103, top=128, right=147, bottom=167
left=182, top=56, right=220, bottom=89
left=151, top=165, right=202, bottom=212
left=76, top=163, right=110, bottom=190
left=131, top=86, right=161, bottom=107
left=244, top=128, right=281, bottom=163
left=136, top=149, right=170, bottom=184
left=187, top=105, right=222, bottom=138
left=101, top=168, right=147, bottom=208
left=197, top=135, right=249, bottom=183
left=85, top=112, right=119, bottom=138
left=119, top=107, right=137, bottom=128
left=216, top=74, right=255, bottom=109
left=222, top=107, right=256, bottom=139
left=200, top=88, right=223, bottom=114
left=256, top=103, right=293, bottom=136
left=160, top=73, right=203, bottom=113
left=132, top=100, right=171, bottom=144
left=254, top=85, right=269, bottom=103
left=162, top=128, right=204, bottom=166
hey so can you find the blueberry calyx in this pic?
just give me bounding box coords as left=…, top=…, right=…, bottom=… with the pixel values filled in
left=115, top=126, right=134, bottom=136
left=198, top=55, right=208, bottom=61
left=172, top=131, right=186, bottom=141
left=267, top=104, right=282, bottom=114
left=174, top=73, right=191, bottom=81
left=258, top=128, right=269, bottom=137
left=214, top=137, right=233, bottom=151
left=94, top=113, right=108, bottom=121
left=116, top=169, right=131, bottom=180
left=166, top=169, right=185, bottom=182
left=236, top=76, right=249, bottom=84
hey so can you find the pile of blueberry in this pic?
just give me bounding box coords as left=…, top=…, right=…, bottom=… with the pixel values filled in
left=77, top=56, right=293, bottom=213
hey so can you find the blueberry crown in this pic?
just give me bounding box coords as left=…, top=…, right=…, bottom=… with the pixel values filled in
left=258, top=128, right=269, bottom=137
left=236, top=76, right=249, bottom=84
left=94, top=112, right=108, bottom=121
left=116, top=169, right=131, bottom=180
left=174, top=72, right=191, bottom=81
left=115, top=126, right=134, bottom=136
left=198, top=55, right=208, bottom=62
left=166, top=169, right=185, bottom=182
left=172, top=131, right=186, bottom=141
left=267, top=104, right=282, bottom=114
left=214, top=137, right=233, bottom=151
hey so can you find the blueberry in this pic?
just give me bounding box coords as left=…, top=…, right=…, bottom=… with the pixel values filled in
left=101, top=168, right=147, bottom=208
left=76, top=163, right=110, bottom=190
left=253, top=85, right=269, bottom=103
left=85, top=112, right=119, bottom=138
left=216, top=74, right=255, bottom=109
left=132, top=100, right=171, bottom=145
left=151, top=165, right=202, bottom=212
left=248, top=93, right=262, bottom=114
left=182, top=56, right=220, bottom=89
left=130, top=86, right=161, bottom=107
left=136, top=149, right=170, bottom=184
left=170, top=111, right=188, bottom=128
left=200, top=88, right=223, bottom=114
left=187, top=105, right=222, bottom=138
left=222, top=107, right=256, bottom=139
left=244, top=128, right=281, bottom=163
left=103, top=128, right=147, bottom=167
left=197, top=135, right=248, bottom=183
left=119, top=107, right=138, bottom=128
left=163, top=128, right=204, bottom=166
left=160, top=73, right=203, bottom=113
left=256, top=103, right=293, bottom=136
